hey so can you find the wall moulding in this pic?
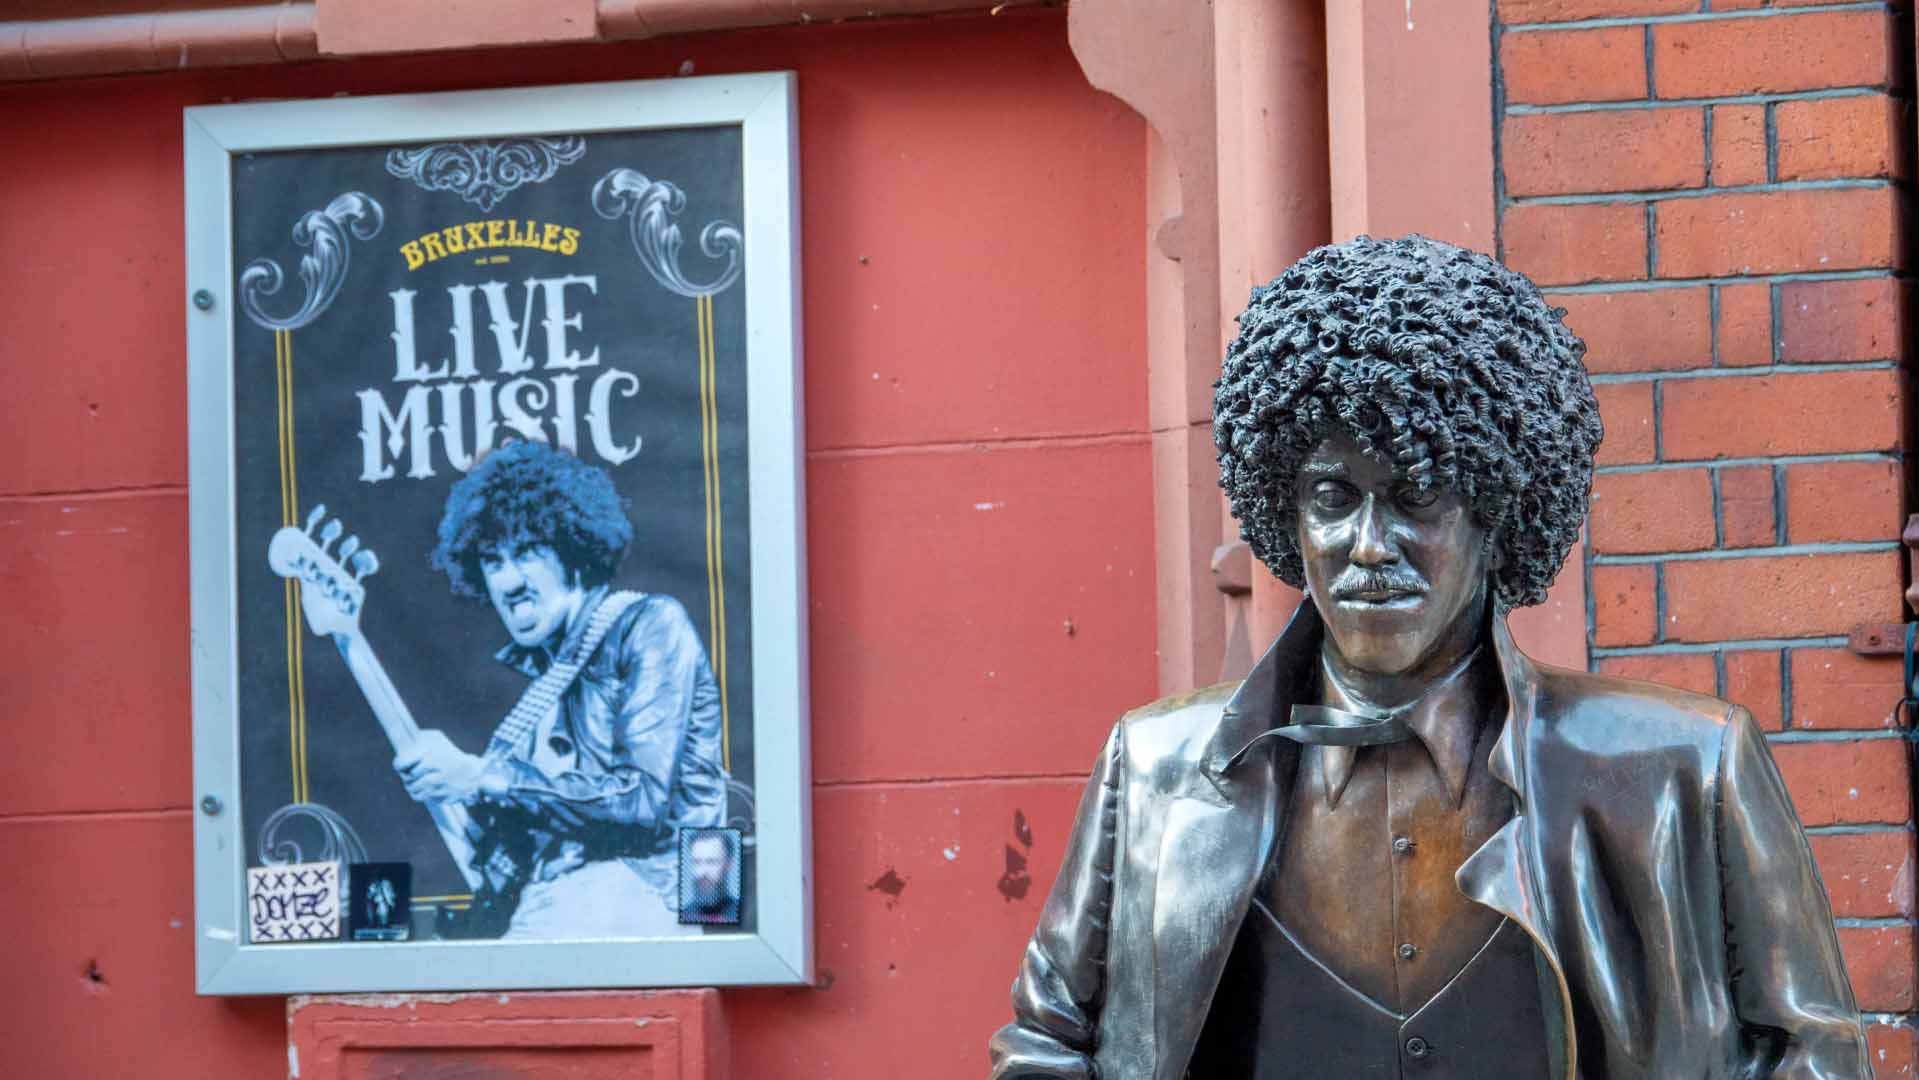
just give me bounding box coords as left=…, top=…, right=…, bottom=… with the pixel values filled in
left=0, top=0, right=1056, bottom=81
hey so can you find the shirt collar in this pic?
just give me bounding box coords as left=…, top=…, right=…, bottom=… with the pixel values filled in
left=493, top=584, right=608, bottom=677
left=1312, top=644, right=1489, bottom=811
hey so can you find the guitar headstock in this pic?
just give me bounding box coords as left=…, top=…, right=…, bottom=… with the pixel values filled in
left=267, top=505, right=381, bottom=640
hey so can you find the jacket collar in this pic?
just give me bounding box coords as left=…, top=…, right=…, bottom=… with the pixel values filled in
left=1204, top=598, right=1540, bottom=807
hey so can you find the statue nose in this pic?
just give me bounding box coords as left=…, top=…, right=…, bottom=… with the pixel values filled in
left=1350, top=495, right=1399, bottom=565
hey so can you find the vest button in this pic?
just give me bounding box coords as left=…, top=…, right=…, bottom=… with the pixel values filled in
left=1398, top=942, right=1419, bottom=960
left=1405, top=1035, right=1432, bottom=1060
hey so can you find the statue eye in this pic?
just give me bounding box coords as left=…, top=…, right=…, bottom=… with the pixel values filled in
left=1396, top=485, right=1439, bottom=510
left=1309, top=482, right=1358, bottom=513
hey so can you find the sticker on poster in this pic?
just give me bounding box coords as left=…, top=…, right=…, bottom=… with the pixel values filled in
left=248, top=861, right=341, bottom=942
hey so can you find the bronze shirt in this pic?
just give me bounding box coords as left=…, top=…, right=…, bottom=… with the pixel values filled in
left=1267, top=647, right=1514, bottom=1013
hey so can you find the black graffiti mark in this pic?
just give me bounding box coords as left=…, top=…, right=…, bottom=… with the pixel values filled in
left=998, top=843, right=1032, bottom=902
left=867, top=867, right=907, bottom=909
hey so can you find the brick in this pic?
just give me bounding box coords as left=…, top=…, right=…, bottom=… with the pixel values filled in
left=1792, top=648, right=1905, bottom=730
left=1499, top=0, right=1696, bottom=22
left=1553, top=288, right=1710, bottom=373
left=1870, top=1023, right=1919, bottom=1080
left=1717, top=464, right=1776, bottom=547
left=1663, top=549, right=1901, bottom=641
left=1777, top=94, right=1905, bottom=182
left=1660, top=369, right=1903, bottom=460
left=1786, top=459, right=1904, bottom=544
left=1592, top=562, right=1659, bottom=647
left=1724, top=648, right=1783, bottom=730
left=1654, top=188, right=1899, bottom=278
left=1594, top=382, right=1656, bottom=465
left=1652, top=11, right=1893, bottom=99
left=1713, top=282, right=1773, bottom=367
left=1504, top=201, right=1647, bottom=286
left=1707, top=103, right=1768, bottom=187
left=1774, top=737, right=1911, bottom=827
left=1598, top=652, right=1718, bottom=695
left=1502, top=27, right=1648, bottom=107
left=1839, top=924, right=1917, bottom=1012
left=1591, top=469, right=1715, bottom=554
left=1778, top=277, right=1908, bottom=364
left=1810, top=831, right=1915, bottom=918
left=1503, top=110, right=1704, bottom=197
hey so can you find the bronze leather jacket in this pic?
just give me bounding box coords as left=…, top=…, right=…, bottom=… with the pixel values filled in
left=989, top=603, right=1867, bottom=1079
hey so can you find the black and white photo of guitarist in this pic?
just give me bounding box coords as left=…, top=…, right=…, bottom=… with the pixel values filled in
left=394, top=439, right=728, bottom=939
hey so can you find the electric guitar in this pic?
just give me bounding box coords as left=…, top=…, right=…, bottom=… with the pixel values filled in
left=268, top=506, right=531, bottom=937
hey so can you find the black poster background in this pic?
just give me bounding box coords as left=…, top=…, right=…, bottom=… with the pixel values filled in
left=229, top=125, right=754, bottom=931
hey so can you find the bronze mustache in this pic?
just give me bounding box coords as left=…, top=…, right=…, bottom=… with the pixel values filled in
left=1330, top=569, right=1426, bottom=599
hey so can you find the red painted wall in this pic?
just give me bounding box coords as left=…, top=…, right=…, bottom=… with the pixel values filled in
left=0, top=12, right=1150, bottom=1076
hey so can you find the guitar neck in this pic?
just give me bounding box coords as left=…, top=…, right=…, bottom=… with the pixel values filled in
left=330, top=631, right=481, bottom=891
left=334, top=633, right=423, bottom=751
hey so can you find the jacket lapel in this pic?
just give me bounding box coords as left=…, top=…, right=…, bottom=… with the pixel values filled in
left=1455, top=614, right=1578, bottom=1080
left=1148, top=605, right=1313, bottom=1080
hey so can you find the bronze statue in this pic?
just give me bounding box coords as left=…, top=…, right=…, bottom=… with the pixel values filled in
left=990, top=237, right=1867, bottom=1079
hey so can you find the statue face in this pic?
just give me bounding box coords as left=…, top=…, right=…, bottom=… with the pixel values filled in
left=1294, top=430, right=1491, bottom=677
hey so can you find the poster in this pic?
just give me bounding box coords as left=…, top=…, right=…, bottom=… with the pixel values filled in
left=188, top=76, right=809, bottom=994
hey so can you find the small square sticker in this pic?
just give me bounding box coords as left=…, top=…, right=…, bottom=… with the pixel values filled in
left=247, top=861, right=341, bottom=943
left=678, top=827, right=743, bottom=925
left=346, top=862, right=413, bottom=942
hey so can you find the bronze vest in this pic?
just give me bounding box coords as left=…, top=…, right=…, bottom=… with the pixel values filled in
left=1188, top=897, right=1552, bottom=1078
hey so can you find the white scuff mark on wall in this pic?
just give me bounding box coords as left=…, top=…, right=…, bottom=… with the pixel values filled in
left=943, top=846, right=960, bottom=861
left=288, top=1046, right=300, bottom=1078
left=204, top=926, right=236, bottom=941
left=973, top=501, right=1004, bottom=511
left=1406, top=0, right=1414, bottom=30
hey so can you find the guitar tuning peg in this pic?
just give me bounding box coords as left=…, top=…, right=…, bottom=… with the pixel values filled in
left=338, top=535, right=359, bottom=562
left=320, top=519, right=342, bottom=553
left=350, top=549, right=380, bottom=580
left=305, top=505, right=327, bottom=534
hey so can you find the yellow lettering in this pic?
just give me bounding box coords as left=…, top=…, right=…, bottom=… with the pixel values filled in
left=541, top=223, right=562, bottom=252
left=421, top=233, right=447, bottom=262
left=441, top=225, right=466, bottom=255
left=401, top=241, right=424, bottom=271
left=559, top=227, right=581, bottom=256
left=486, top=220, right=505, bottom=247
left=466, top=222, right=487, bottom=250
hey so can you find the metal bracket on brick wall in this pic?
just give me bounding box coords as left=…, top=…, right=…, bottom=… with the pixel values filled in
left=1847, top=513, right=1919, bottom=656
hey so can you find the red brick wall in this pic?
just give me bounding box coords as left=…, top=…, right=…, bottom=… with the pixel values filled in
left=0, top=13, right=1152, bottom=1077
left=1499, top=0, right=1917, bottom=1070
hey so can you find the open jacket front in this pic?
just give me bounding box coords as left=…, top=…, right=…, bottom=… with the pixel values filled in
left=988, top=602, right=1867, bottom=1080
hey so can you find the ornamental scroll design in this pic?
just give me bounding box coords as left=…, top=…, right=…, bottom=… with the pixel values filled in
left=257, top=801, right=368, bottom=867
left=239, top=192, right=385, bottom=332
left=385, top=136, right=588, bottom=212
left=591, top=168, right=744, bottom=298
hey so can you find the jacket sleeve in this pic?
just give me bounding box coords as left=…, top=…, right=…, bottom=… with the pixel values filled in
left=988, top=722, right=1126, bottom=1080
left=1717, top=706, right=1870, bottom=1078
left=485, top=598, right=718, bottom=832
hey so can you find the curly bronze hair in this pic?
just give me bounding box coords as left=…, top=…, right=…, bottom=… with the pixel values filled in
left=430, top=440, right=634, bottom=598
left=1214, top=235, right=1602, bottom=609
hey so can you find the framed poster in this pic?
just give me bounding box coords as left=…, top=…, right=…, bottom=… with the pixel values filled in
left=184, top=74, right=808, bottom=994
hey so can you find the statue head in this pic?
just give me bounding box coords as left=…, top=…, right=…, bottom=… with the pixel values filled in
left=1214, top=235, right=1601, bottom=676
